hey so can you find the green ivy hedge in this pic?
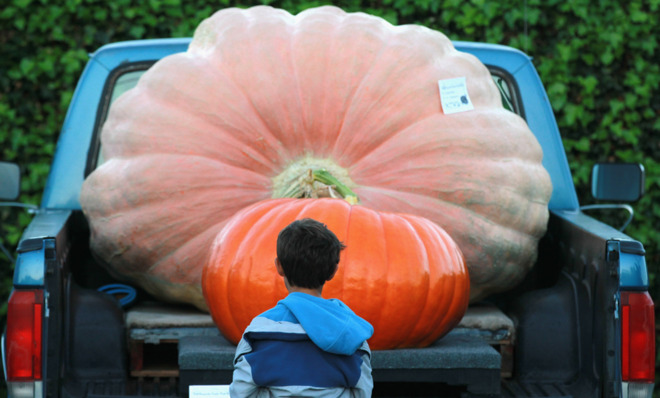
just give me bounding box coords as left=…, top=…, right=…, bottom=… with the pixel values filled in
left=1, top=0, right=659, bottom=387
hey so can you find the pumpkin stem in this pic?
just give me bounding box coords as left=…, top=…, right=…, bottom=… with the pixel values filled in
left=313, top=169, right=359, bottom=204
left=280, top=169, right=359, bottom=205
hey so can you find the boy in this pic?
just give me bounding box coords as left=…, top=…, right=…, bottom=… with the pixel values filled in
left=229, top=218, right=374, bottom=397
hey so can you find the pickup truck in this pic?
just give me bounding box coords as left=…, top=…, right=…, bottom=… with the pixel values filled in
left=1, top=38, right=655, bottom=398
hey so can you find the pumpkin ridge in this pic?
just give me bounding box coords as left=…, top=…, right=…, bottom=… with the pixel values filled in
left=357, top=185, right=490, bottom=219
left=354, top=142, right=545, bottom=178
left=427, top=274, right=456, bottom=347
left=195, top=58, right=290, bottom=161
left=391, top=215, right=432, bottom=347
left=354, top=158, right=546, bottom=190
left=227, top=201, right=286, bottom=338
left=430, top=184, right=550, bottom=234
left=349, top=110, right=543, bottom=179
left=200, top=45, right=299, bottom=163
left=226, top=12, right=311, bottom=158
left=289, top=17, right=321, bottom=153
left=329, top=29, right=467, bottom=164
left=411, top=216, right=458, bottom=347
left=230, top=219, right=258, bottom=336
left=401, top=216, right=437, bottom=347
left=278, top=19, right=315, bottom=154
left=358, top=185, right=546, bottom=238
left=82, top=158, right=271, bottom=278
left=347, top=112, right=450, bottom=168
left=224, top=246, right=243, bottom=341
left=364, top=210, right=387, bottom=338
left=204, top=221, right=238, bottom=339
left=355, top=185, right=542, bottom=294
left=123, top=153, right=271, bottom=188
left=106, top=66, right=285, bottom=172
left=88, top=155, right=271, bottom=214
left=407, top=216, right=439, bottom=346
left=213, top=200, right=257, bottom=340
left=333, top=58, right=487, bottom=166
left=437, top=244, right=464, bottom=344
left=377, top=212, right=420, bottom=347
left=330, top=27, right=392, bottom=157
left=223, top=78, right=294, bottom=163
left=425, top=221, right=462, bottom=346
left=144, top=221, right=227, bottom=275
left=292, top=10, right=351, bottom=153
left=330, top=201, right=349, bottom=301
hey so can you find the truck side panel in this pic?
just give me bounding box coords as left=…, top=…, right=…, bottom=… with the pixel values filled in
left=506, top=210, right=641, bottom=398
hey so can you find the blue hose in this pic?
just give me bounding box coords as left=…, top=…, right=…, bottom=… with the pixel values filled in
left=98, top=283, right=137, bottom=307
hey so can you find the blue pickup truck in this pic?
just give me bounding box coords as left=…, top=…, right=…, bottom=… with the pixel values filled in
left=1, top=38, right=655, bottom=398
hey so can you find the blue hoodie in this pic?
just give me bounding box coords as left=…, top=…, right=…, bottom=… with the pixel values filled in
left=230, top=293, right=374, bottom=398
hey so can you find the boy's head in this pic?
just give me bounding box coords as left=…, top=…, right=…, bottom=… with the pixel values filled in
left=276, top=218, right=346, bottom=289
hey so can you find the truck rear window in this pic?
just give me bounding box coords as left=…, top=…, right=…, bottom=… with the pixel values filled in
left=110, top=71, right=143, bottom=103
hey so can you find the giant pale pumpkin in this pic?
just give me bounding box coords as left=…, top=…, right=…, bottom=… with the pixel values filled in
left=80, top=5, right=552, bottom=311
left=202, top=197, right=469, bottom=349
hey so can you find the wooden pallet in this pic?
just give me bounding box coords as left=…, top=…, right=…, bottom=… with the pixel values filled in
left=125, top=301, right=515, bottom=379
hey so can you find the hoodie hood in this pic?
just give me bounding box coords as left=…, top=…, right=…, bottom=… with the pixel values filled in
left=277, top=292, right=373, bottom=355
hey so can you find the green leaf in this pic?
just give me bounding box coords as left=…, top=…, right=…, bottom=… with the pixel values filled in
left=129, top=25, right=146, bottom=38
left=15, top=0, right=33, bottom=8
left=19, top=58, right=35, bottom=77
left=579, top=75, right=598, bottom=94
left=600, top=50, right=614, bottom=65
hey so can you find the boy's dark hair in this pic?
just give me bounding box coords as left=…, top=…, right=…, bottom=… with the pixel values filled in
left=276, top=218, right=346, bottom=289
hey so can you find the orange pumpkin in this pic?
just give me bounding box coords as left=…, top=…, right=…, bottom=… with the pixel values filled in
left=80, top=6, right=551, bottom=310
left=202, top=198, right=469, bottom=349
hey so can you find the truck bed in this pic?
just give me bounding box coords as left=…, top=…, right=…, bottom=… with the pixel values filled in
left=52, top=211, right=609, bottom=398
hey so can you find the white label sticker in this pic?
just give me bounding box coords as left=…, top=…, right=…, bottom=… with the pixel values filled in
left=189, top=385, right=231, bottom=397
left=438, top=77, right=474, bottom=114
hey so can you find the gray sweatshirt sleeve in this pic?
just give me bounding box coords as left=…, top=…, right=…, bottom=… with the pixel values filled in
left=229, top=337, right=264, bottom=398
left=351, top=343, right=374, bottom=398
left=229, top=354, right=264, bottom=398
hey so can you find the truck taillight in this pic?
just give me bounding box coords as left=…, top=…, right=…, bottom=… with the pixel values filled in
left=5, top=289, right=44, bottom=382
left=621, top=290, right=655, bottom=396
